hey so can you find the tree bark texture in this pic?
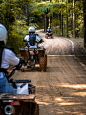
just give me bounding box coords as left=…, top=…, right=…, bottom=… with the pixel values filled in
left=83, top=0, right=86, bottom=47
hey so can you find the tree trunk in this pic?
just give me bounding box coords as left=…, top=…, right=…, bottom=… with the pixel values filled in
left=62, top=14, right=63, bottom=36
left=66, top=14, right=68, bottom=37
left=44, top=0, right=46, bottom=32
left=44, top=11, right=46, bottom=32
left=49, top=15, right=51, bottom=28
left=26, top=3, right=29, bottom=26
left=66, top=1, right=68, bottom=37
left=73, top=0, right=75, bottom=38
left=83, top=0, right=86, bottom=48
left=46, top=9, right=48, bottom=29
left=59, top=13, right=61, bottom=29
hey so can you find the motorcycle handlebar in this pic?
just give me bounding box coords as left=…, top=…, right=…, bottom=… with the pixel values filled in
left=23, top=39, right=44, bottom=43
left=7, top=66, right=23, bottom=79
left=9, top=79, right=31, bottom=83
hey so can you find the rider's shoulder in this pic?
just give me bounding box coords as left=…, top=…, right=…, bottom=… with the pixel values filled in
left=35, top=34, right=38, bottom=36
left=4, top=46, right=14, bottom=53
left=26, top=34, right=30, bottom=36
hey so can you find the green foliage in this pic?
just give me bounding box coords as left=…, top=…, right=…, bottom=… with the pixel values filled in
left=38, top=2, right=65, bottom=13
left=0, top=0, right=85, bottom=53
left=7, top=20, right=28, bottom=53
left=0, top=0, right=33, bottom=53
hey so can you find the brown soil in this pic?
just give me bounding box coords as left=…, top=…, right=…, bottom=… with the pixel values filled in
left=11, top=30, right=86, bottom=115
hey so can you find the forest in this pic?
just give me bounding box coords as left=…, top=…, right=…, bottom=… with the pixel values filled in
left=0, top=0, right=86, bottom=53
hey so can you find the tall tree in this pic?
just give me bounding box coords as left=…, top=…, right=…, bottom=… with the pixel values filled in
left=73, top=0, right=75, bottom=38
left=26, top=3, right=29, bottom=26
left=44, top=0, right=47, bottom=32
left=66, top=0, right=68, bottom=37
left=83, top=0, right=86, bottom=47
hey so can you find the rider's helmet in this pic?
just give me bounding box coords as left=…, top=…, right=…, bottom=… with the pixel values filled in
left=48, top=27, right=50, bottom=29
left=0, top=24, right=8, bottom=45
left=28, top=26, right=35, bottom=33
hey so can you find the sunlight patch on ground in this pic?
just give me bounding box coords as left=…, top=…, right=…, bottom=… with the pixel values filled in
left=47, top=55, right=75, bottom=56
left=56, top=111, right=83, bottom=115
left=35, top=99, right=51, bottom=105
left=58, top=102, right=82, bottom=106
left=58, top=83, right=86, bottom=89
left=71, top=92, right=86, bottom=97
left=36, top=83, right=86, bottom=90
left=55, top=97, right=64, bottom=102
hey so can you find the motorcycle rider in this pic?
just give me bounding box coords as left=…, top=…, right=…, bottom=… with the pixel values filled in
left=47, top=27, right=51, bottom=33
left=46, top=27, right=53, bottom=38
left=0, top=23, right=23, bottom=94
left=23, top=26, right=43, bottom=48
left=23, top=26, right=43, bottom=68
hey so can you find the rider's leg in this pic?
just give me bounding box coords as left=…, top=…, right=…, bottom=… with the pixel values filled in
left=0, top=75, right=15, bottom=94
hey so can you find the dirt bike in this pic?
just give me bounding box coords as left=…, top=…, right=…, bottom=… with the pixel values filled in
left=45, top=32, right=54, bottom=39
left=19, top=41, right=47, bottom=72
left=0, top=66, right=39, bottom=115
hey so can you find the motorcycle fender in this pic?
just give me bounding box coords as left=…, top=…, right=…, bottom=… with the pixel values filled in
left=3, top=100, right=13, bottom=102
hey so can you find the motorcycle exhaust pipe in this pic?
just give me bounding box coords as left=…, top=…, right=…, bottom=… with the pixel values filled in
left=4, top=105, right=15, bottom=115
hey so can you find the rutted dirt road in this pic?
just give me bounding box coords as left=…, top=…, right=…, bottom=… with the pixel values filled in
left=12, top=30, right=86, bottom=115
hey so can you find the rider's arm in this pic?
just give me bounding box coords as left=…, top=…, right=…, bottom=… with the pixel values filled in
left=1, top=48, right=20, bottom=68
left=23, top=35, right=29, bottom=42
left=36, top=35, right=41, bottom=41
left=5, top=48, right=24, bottom=69
left=36, top=36, right=43, bottom=43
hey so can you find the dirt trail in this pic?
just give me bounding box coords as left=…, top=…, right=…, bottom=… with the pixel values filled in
left=12, top=30, right=86, bottom=115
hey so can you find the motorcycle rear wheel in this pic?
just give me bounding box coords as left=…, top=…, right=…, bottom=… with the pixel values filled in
left=45, top=35, right=48, bottom=39
left=39, top=56, right=47, bottom=72
left=51, top=34, right=54, bottom=38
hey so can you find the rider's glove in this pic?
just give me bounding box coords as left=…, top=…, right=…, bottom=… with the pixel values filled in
left=16, top=59, right=25, bottom=69
left=23, top=38, right=28, bottom=42
left=25, top=42, right=28, bottom=46
left=39, top=39, right=44, bottom=43
left=20, top=58, right=25, bottom=64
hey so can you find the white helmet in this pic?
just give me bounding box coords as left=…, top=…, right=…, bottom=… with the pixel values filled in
left=28, top=26, right=35, bottom=33
left=48, top=27, right=50, bottom=29
left=0, top=24, right=7, bottom=45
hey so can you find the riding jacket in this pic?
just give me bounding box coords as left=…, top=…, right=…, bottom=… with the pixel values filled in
left=0, top=48, right=19, bottom=78
left=0, top=47, right=20, bottom=93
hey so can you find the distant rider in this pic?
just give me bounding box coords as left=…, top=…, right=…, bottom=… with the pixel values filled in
left=23, top=26, right=43, bottom=48
left=47, top=27, right=51, bottom=33
left=0, top=24, right=23, bottom=94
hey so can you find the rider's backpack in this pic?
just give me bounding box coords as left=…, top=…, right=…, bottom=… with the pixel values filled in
left=29, top=34, right=36, bottom=46
left=47, top=29, right=51, bottom=33
left=48, top=29, right=51, bottom=33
